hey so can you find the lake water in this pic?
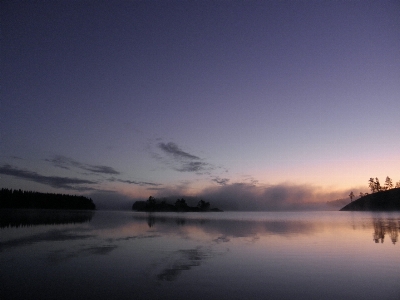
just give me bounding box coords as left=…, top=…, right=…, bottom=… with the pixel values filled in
left=1, top=210, right=400, bottom=300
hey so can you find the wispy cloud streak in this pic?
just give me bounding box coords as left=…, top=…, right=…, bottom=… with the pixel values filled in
left=47, top=155, right=161, bottom=187
left=113, top=178, right=162, bottom=187
left=156, top=142, right=216, bottom=174
left=46, top=156, right=120, bottom=175
left=212, top=177, right=230, bottom=186
left=0, top=164, right=96, bottom=190
left=177, top=162, right=209, bottom=172
left=158, top=142, right=200, bottom=160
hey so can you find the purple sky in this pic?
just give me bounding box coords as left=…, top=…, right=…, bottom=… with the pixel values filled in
left=1, top=1, right=399, bottom=210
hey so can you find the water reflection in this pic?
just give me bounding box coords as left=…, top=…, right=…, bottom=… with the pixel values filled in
left=373, top=219, right=400, bottom=244
left=0, top=227, right=95, bottom=252
left=47, top=244, right=118, bottom=265
left=147, top=214, right=156, bottom=227
left=2, top=211, right=400, bottom=300
left=136, top=212, right=400, bottom=246
left=0, top=209, right=94, bottom=228
left=157, top=247, right=212, bottom=281
left=135, top=212, right=318, bottom=239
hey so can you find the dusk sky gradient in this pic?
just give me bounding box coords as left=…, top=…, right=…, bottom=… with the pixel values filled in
left=1, top=1, right=399, bottom=210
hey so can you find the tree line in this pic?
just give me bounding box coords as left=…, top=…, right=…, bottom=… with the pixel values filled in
left=367, top=176, right=400, bottom=193
left=0, top=209, right=94, bottom=228
left=0, top=188, right=96, bottom=210
left=349, top=176, right=400, bottom=201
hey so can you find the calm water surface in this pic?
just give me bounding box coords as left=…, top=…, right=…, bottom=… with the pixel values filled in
left=1, top=210, right=399, bottom=300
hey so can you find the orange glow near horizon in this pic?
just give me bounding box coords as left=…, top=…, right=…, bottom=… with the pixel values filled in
left=253, top=157, right=400, bottom=191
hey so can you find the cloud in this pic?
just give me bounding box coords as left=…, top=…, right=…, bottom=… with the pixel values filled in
left=156, top=142, right=216, bottom=174
left=46, top=155, right=120, bottom=175
left=10, top=156, right=24, bottom=160
left=212, top=177, right=230, bottom=186
left=146, top=180, right=197, bottom=199
left=158, top=142, right=200, bottom=160
left=144, top=180, right=345, bottom=212
left=82, top=245, right=118, bottom=255
left=0, top=164, right=96, bottom=190
left=47, top=155, right=161, bottom=188
left=177, top=161, right=209, bottom=172
left=84, top=165, right=119, bottom=175
left=2, top=154, right=160, bottom=194
left=115, top=179, right=161, bottom=187
left=193, top=182, right=350, bottom=211
left=326, top=198, right=349, bottom=208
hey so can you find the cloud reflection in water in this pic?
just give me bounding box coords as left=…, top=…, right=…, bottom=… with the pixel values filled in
left=2, top=211, right=400, bottom=300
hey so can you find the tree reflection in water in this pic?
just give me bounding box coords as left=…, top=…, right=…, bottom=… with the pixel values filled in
left=139, top=213, right=400, bottom=246
left=147, top=214, right=156, bottom=227
left=3, top=211, right=400, bottom=300
left=373, top=219, right=400, bottom=244
left=0, top=209, right=94, bottom=228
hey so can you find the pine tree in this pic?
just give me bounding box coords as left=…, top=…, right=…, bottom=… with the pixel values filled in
left=368, top=178, right=376, bottom=193
left=349, top=191, right=355, bottom=202
left=374, top=178, right=381, bottom=192
left=384, top=176, right=393, bottom=190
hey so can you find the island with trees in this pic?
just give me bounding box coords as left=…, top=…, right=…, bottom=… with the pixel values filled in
left=0, top=188, right=96, bottom=210
left=341, top=177, right=400, bottom=211
left=132, top=196, right=222, bottom=212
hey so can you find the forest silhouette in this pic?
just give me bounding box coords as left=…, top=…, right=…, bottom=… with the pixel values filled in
left=0, top=188, right=96, bottom=210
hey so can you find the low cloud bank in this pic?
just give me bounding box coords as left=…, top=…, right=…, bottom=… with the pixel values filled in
left=147, top=182, right=352, bottom=211
left=86, top=183, right=352, bottom=211
left=197, top=183, right=349, bottom=211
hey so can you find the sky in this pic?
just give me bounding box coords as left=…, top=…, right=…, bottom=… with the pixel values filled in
left=1, top=0, right=399, bottom=210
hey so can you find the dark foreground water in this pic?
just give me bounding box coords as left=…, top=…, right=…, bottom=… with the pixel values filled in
left=1, top=210, right=399, bottom=300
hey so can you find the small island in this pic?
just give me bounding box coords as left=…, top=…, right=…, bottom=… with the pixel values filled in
left=340, top=177, right=400, bottom=211
left=132, top=196, right=222, bottom=212
left=0, top=188, right=96, bottom=210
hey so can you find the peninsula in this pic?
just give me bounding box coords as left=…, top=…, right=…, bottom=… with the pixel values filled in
left=340, top=188, right=400, bottom=211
